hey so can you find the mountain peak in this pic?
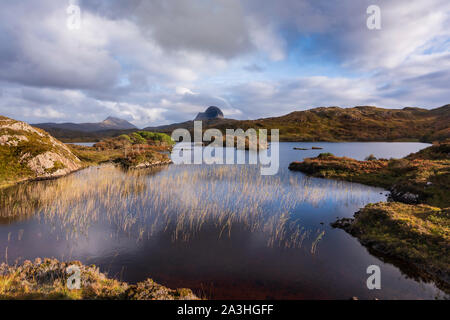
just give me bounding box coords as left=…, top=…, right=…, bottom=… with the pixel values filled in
left=101, top=117, right=137, bottom=130
left=194, top=106, right=224, bottom=121
left=104, top=116, right=121, bottom=121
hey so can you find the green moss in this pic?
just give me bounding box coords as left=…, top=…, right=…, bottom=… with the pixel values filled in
left=44, top=161, right=66, bottom=174
left=130, top=132, right=147, bottom=144
left=135, top=131, right=175, bottom=145
left=0, top=146, right=33, bottom=186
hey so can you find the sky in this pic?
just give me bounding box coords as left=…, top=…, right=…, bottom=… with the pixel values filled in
left=0, top=0, right=449, bottom=127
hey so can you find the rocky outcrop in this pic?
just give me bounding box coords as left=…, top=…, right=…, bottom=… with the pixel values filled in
left=27, top=151, right=81, bottom=176
left=0, top=134, right=28, bottom=146
left=0, top=116, right=82, bottom=186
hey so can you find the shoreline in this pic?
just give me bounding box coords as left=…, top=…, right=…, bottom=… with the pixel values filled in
left=2, top=139, right=448, bottom=298
left=5, top=139, right=428, bottom=191
left=331, top=203, right=449, bottom=294
left=0, top=143, right=174, bottom=191
left=0, top=160, right=175, bottom=191
left=289, top=144, right=449, bottom=293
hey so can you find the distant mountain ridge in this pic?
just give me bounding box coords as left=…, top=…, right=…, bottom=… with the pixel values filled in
left=26, top=105, right=450, bottom=143
left=145, top=104, right=450, bottom=142
left=33, top=116, right=137, bottom=133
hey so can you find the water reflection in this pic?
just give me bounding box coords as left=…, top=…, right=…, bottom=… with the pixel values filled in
left=1, top=142, right=444, bottom=299
left=1, top=164, right=382, bottom=252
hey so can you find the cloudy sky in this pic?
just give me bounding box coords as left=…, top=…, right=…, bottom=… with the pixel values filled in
left=0, top=0, right=449, bottom=127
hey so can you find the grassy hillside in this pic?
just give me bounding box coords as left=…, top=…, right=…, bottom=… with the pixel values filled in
left=0, top=116, right=82, bottom=188
left=263, top=105, right=450, bottom=142
left=227, top=105, right=450, bottom=142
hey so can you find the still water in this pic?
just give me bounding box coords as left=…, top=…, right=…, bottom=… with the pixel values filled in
left=1, top=142, right=446, bottom=299
left=66, top=142, right=97, bottom=147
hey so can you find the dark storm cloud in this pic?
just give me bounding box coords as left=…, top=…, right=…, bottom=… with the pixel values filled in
left=81, top=0, right=253, bottom=59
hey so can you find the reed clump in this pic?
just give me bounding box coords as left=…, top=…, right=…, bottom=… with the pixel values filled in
left=0, top=164, right=380, bottom=251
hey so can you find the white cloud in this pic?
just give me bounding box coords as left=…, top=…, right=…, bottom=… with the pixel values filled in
left=0, top=0, right=448, bottom=126
left=247, top=18, right=286, bottom=61
left=176, top=87, right=196, bottom=95
left=97, top=101, right=168, bottom=125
